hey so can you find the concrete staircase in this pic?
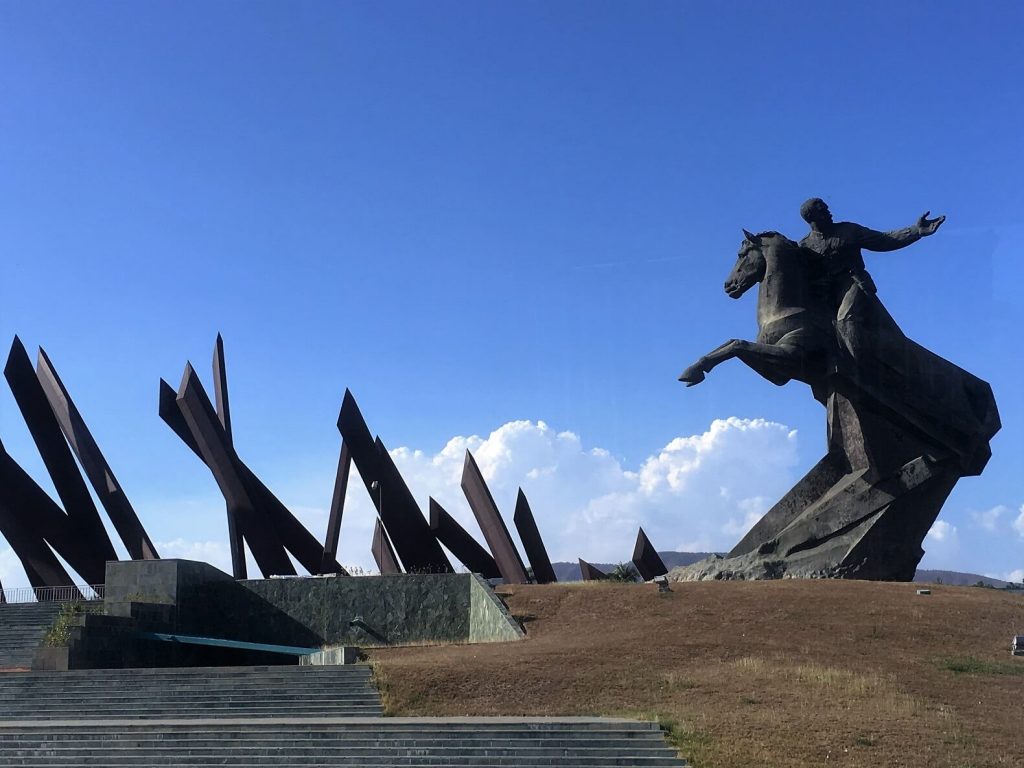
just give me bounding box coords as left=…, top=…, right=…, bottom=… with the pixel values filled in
left=0, top=718, right=684, bottom=766
left=0, top=602, right=64, bottom=669
left=0, top=665, right=384, bottom=719
left=0, top=665, right=686, bottom=766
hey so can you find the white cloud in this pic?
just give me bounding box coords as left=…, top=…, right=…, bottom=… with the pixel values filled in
left=156, top=538, right=234, bottom=576
left=392, top=417, right=800, bottom=564
left=1003, top=569, right=1024, bottom=584
left=920, top=519, right=961, bottom=570
left=926, top=520, right=957, bottom=543
left=970, top=505, right=1007, bottom=532
left=1014, top=505, right=1024, bottom=538
left=0, top=417, right=802, bottom=585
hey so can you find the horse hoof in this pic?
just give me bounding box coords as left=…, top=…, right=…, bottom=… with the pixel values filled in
left=678, top=368, right=705, bottom=385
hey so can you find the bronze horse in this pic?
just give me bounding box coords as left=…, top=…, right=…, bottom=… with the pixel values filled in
left=678, top=230, right=835, bottom=402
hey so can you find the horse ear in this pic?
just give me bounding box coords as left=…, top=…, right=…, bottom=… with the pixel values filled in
left=742, top=229, right=760, bottom=244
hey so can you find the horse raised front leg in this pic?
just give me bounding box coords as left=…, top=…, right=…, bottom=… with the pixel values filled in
left=678, top=339, right=745, bottom=386
left=680, top=339, right=804, bottom=387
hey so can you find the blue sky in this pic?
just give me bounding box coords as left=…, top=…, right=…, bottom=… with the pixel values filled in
left=1, top=1, right=1022, bottom=583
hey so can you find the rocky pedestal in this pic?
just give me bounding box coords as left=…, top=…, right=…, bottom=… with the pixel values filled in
left=672, top=348, right=1000, bottom=582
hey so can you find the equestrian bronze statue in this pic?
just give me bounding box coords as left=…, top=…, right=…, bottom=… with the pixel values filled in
left=675, top=200, right=999, bottom=581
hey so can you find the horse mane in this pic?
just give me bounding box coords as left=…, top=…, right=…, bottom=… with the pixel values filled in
left=746, top=231, right=801, bottom=250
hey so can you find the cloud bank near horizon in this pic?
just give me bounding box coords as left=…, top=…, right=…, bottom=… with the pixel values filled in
left=0, top=416, right=802, bottom=587
left=2, top=419, right=1017, bottom=588
left=390, top=416, right=800, bottom=564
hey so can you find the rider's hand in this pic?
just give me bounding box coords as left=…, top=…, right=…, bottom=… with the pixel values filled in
left=916, top=211, right=946, bottom=236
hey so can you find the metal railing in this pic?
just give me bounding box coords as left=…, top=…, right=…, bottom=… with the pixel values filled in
left=0, top=584, right=105, bottom=605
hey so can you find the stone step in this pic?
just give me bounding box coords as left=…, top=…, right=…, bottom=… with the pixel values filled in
left=0, top=689, right=381, bottom=702
left=0, top=721, right=686, bottom=765
left=0, top=736, right=660, bottom=748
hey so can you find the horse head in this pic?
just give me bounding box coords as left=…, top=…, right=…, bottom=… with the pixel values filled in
left=724, top=229, right=771, bottom=299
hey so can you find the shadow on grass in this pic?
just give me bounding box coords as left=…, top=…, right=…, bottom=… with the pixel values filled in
left=940, top=656, right=1024, bottom=676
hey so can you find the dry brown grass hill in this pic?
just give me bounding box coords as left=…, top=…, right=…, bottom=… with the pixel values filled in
left=367, top=580, right=1024, bottom=768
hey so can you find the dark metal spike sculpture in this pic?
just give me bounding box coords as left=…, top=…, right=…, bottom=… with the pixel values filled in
left=631, top=527, right=668, bottom=581
left=428, top=497, right=500, bottom=578
left=372, top=518, right=402, bottom=574
left=212, top=333, right=232, bottom=445
left=375, top=435, right=453, bottom=574
left=336, top=390, right=452, bottom=573
left=175, top=362, right=295, bottom=577
left=322, top=440, right=350, bottom=573
left=160, top=341, right=345, bottom=577
left=239, top=461, right=344, bottom=575
left=460, top=450, right=528, bottom=584
left=0, top=439, right=81, bottom=593
left=159, top=378, right=204, bottom=459
left=512, top=488, right=556, bottom=584
left=159, top=377, right=245, bottom=576
left=36, top=347, right=159, bottom=561
left=578, top=558, right=607, bottom=581
left=0, top=436, right=100, bottom=578
left=3, top=337, right=116, bottom=571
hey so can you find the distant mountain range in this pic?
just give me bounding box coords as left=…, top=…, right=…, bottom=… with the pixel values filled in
left=550, top=553, right=1022, bottom=588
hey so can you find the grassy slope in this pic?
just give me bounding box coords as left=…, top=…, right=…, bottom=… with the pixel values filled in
left=367, top=581, right=1024, bottom=768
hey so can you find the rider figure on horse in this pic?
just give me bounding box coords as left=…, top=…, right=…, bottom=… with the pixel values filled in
left=798, top=198, right=945, bottom=366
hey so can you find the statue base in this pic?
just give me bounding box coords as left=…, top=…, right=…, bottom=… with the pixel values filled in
left=670, top=376, right=992, bottom=583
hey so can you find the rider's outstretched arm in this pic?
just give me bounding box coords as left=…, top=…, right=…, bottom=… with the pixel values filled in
left=847, top=222, right=922, bottom=253
left=849, top=211, right=944, bottom=253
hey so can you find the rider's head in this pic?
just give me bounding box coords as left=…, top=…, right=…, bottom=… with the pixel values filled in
left=800, top=198, right=833, bottom=226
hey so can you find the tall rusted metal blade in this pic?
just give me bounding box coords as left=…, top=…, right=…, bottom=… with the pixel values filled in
left=212, top=333, right=232, bottom=446
left=428, top=497, right=500, bottom=578
left=162, top=367, right=344, bottom=576
left=460, top=450, right=528, bottom=584
left=159, top=378, right=203, bottom=459
left=322, top=440, right=351, bottom=574
left=0, top=438, right=81, bottom=592
left=175, top=363, right=295, bottom=577
left=3, top=337, right=115, bottom=578
left=336, top=390, right=451, bottom=573
left=36, top=347, right=159, bottom=560
left=512, top=488, right=556, bottom=584
left=372, top=518, right=402, bottom=574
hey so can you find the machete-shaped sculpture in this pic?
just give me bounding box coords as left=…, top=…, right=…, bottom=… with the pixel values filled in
left=631, top=527, right=668, bottom=582
left=429, top=497, right=500, bottom=578
left=160, top=337, right=345, bottom=578
left=461, top=450, right=528, bottom=584
left=513, top=489, right=556, bottom=584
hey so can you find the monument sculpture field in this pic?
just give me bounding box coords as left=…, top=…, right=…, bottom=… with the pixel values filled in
left=676, top=199, right=1000, bottom=581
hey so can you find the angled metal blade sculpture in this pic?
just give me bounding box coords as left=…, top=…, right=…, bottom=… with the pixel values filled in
left=4, top=337, right=117, bottom=577
left=428, top=497, right=500, bottom=578
left=372, top=518, right=402, bottom=575
left=512, top=488, right=556, bottom=584
left=578, top=558, right=607, bottom=581
left=0, top=438, right=81, bottom=593
left=460, top=450, right=528, bottom=584
left=159, top=338, right=345, bottom=578
left=175, top=363, right=295, bottom=577
left=322, top=441, right=350, bottom=574
left=630, top=527, right=668, bottom=581
left=0, top=433, right=105, bottom=586
left=336, top=390, right=452, bottom=573
left=212, top=333, right=232, bottom=443
left=36, top=347, right=159, bottom=561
